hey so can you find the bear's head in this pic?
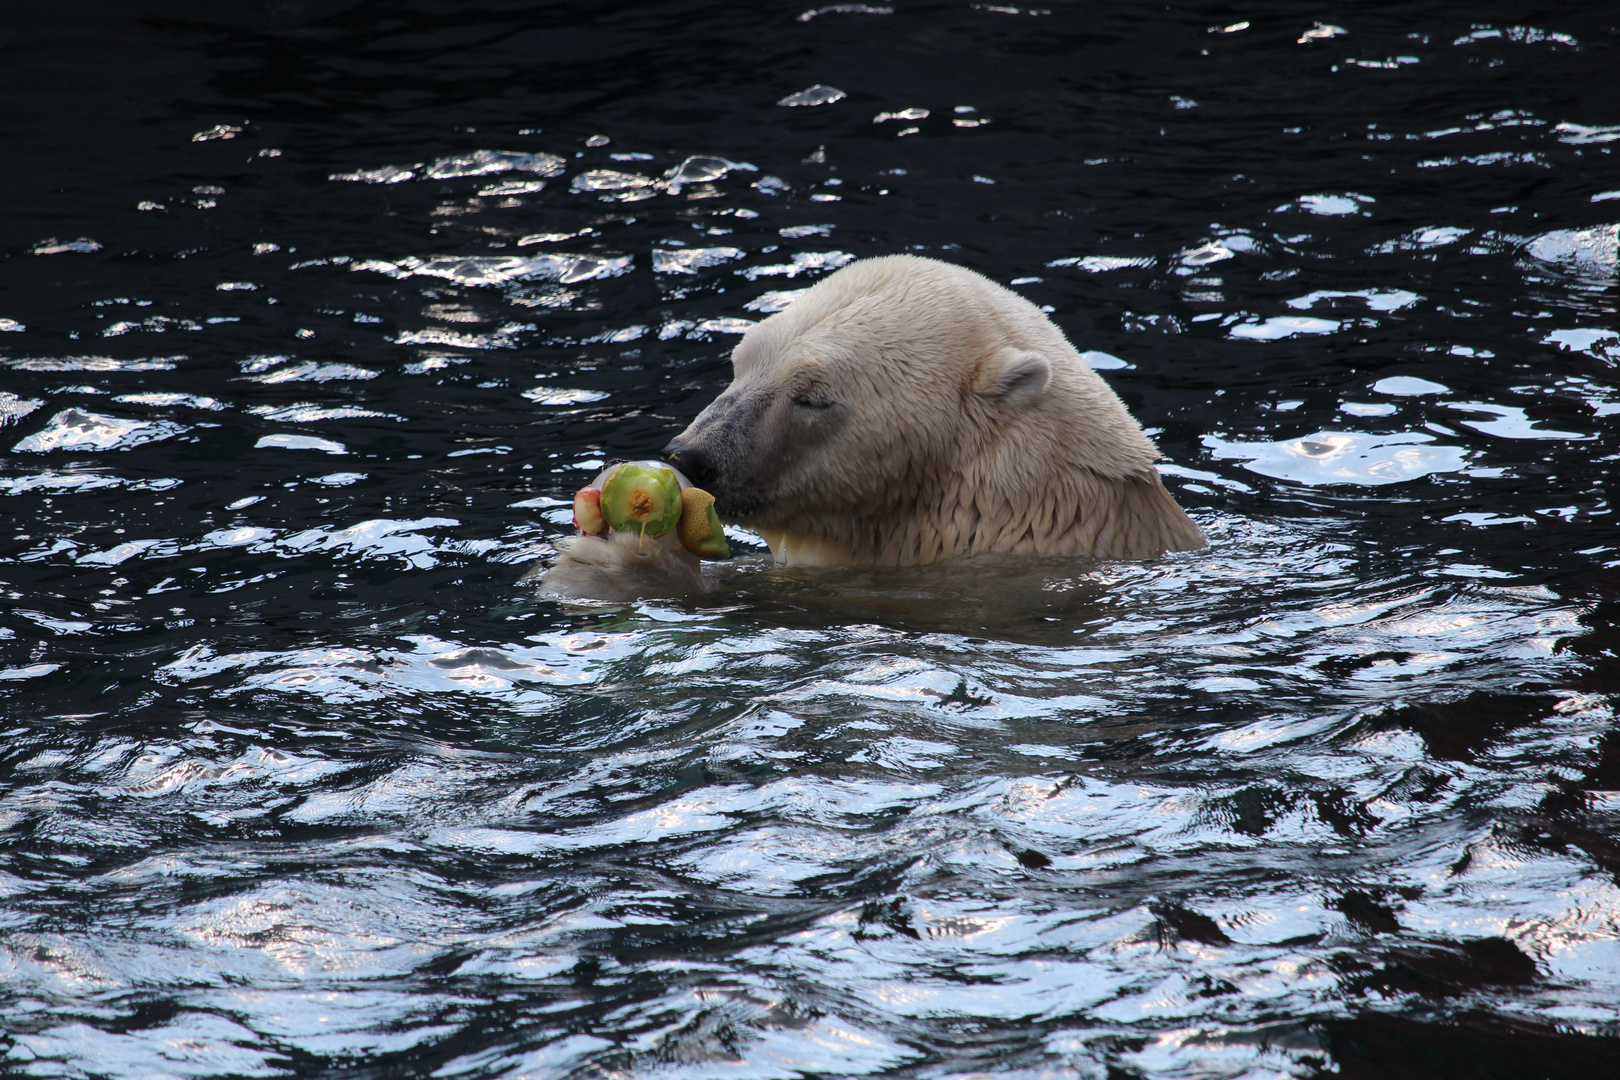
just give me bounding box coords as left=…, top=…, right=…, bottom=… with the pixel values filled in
left=662, top=254, right=1187, bottom=565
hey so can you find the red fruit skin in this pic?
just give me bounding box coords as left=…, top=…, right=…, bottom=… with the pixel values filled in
left=573, top=487, right=606, bottom=535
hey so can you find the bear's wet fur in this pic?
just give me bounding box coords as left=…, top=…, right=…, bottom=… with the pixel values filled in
left=540, top=254, right=1203, bottom=599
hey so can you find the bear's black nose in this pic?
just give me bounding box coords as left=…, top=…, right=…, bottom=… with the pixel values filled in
left=662, top=439, right=717, bottom=488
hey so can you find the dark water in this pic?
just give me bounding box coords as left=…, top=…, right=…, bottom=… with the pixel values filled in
left=3, top=2, right=1620, bottom=1076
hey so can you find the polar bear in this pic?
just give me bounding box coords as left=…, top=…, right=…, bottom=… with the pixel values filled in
left=539, top=254, right=1203, bottom=599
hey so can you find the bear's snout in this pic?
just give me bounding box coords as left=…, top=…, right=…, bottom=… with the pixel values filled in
left=661, top=438, right=718, bottom=489
left=661, top=387, right=784, bottom=521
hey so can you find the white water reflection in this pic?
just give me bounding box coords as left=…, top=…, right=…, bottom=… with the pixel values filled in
left=355, top=252, right=632, bottom=287
left=1293, top=192, right=1373, bottom=215
left=1544, top=328, right=1619, bottom=360
left=254, top=434, right=348, bottom=454
left=1340, top=401, right=1397, bottom=417
left=777, top=84, right=846, bottom=106
left=331, top=149, right=565, bottom=184
left=0, top=391, right=44, bottom=425
left=521, top=387, right=609, bottom=406
left=652, top=247, right=745, bottom=273
left=1081, top=350, right=1132, bottom=370
left=735, top=250, right=855, bottom=280
left=1226, top=314, right=1340, bottom=340
left=427, top=149, right=564, bottom=180
left=0, top=470, right=179, bottom=496
left=3, top=355, right=181, bottom=372
left=1204, top=430, right=1470, bottom=485
left=742, top=288, right=809, bottom=313
left=1524, top=224, right=1618, bottom=277
left=1177, top=239, right=1235, bottom=266
left=115, top=392, right=228, bottom=410
left=666, top=154, right=752, bottom=193
left=570, top=169, right=656, bottom=195
left=1285, top=287, right=1421, bottom=312
left=1445, top=402, right=1593, bottom=440
left=1373, top=375, right=1450, bottom=395
left=13, top=409, right=187, bottom=453
left=1372, top=225, right=1470, bottom=252
left=245, top=361, right=378, bottom=383
left=247, top=404, right=400, bottom=423
left=1048, top=254, right=1155, bottom=271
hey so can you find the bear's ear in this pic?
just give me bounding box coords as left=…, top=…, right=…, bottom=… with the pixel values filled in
left=981, top=349, right=1052, bottom=410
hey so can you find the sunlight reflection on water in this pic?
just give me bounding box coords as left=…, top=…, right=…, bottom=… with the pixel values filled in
left=1202, top=431, right=1471, bottom=485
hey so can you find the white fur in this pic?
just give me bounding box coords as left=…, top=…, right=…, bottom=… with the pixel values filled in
left=538, top=254, right=1204, bottom=597
left=674, top=254, right=1204, bottom=564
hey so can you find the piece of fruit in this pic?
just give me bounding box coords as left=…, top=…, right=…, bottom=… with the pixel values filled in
left=677, top=487, right=730, bottom=559
left=572, top=486, right=605, bottom=535
left=599, top=462, right=683, bottom=539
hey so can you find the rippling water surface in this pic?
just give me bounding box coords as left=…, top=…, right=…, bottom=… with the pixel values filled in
left=3, top=3, right=1620, bottom=1077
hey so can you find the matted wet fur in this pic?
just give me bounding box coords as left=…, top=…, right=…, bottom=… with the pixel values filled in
left=540, top=254, right=1203, bottom=599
